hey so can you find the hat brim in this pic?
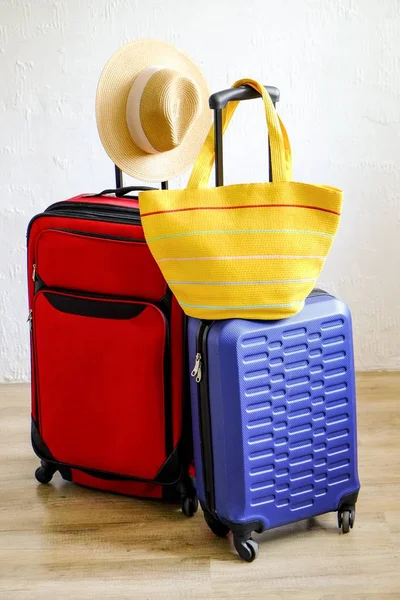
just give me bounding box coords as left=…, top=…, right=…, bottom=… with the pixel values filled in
left=96, top=39, right=212, bottom=182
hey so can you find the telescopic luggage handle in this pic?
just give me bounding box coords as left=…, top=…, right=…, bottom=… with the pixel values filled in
left=114, top=165, right=168, bottom=190
left=209, top=85, right=280, bottom=110
left=209, top=84, right=280, bottom=186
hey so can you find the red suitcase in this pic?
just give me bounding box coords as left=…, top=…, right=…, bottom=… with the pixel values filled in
left=26, top=181, right=197, bottom=515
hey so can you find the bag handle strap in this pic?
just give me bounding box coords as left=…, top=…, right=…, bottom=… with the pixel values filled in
left=187, top=78, right=292, bottom=189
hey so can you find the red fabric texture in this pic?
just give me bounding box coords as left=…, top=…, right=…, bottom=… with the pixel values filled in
left=27, top=215, right=154, bottom=306
left=27, top=194, right=189, bottom=498
left=35, top=228, right=166, bottom=301
left=33, top=291, right=166, bottom=479
left=70, top=469, right=163, bottom=499
left=30, top=332, right=37, bottom=421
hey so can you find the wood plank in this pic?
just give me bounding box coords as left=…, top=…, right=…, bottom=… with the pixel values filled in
left=0, top=374, right=399, bottom=599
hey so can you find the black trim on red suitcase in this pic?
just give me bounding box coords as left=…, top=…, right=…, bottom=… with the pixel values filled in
left=46, top=201, right=141, bottom=220
left=27, top=203, right=141, bottom=239
left=31, top=419, right=183, bottom=486
left=43, top=292, right=147, bottom=320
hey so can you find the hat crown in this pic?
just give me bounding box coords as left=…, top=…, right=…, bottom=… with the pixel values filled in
left=126, top=67, right=201, bottom=155
left=141, top=69, right=200, bottom=152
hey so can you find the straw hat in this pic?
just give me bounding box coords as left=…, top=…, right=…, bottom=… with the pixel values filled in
left=95, top=39, right=212, bottom=182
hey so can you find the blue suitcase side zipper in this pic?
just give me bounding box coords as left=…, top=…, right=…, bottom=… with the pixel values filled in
left=191, top=321, right=217, bottom=514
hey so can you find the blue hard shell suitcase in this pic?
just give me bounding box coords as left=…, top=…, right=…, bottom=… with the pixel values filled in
left=188, top=290, right=360, bottom=561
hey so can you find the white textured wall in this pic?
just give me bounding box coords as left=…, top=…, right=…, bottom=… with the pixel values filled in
left=0, top=0, right=399, bottom=381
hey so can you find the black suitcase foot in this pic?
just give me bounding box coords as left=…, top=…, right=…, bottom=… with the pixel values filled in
left=35, top=460, right=57, bottom=484
left=181, top=495, right=199, bottom=517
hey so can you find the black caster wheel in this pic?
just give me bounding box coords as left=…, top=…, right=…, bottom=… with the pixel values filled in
left=338, top=506, right=355, bottom=534
left=349, top=507, right=355, bottom=528
left=35, top=465, right=54, bottom=484
left=341, top=510, right=350, bottom=534
left=181, top=495, right=199, bottom=517
left=234, top=537, right=259, bottom=562
left=203, top=509, right=230, bottom=538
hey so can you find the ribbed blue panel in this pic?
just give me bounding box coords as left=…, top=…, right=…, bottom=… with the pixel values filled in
left=189, top=295, right=359, bottom=530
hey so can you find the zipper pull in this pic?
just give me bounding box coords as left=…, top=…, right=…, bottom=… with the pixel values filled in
left=31, top=264, right=36, bottom=281
left=27, top=309, right=33, bottom=329
left=191, top=353, right=202, bottom=383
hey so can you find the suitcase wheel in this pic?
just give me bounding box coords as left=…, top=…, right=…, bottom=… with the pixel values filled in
left=203, top=509, right=230, bottom=538
left=338, top=507, right=355, bottom=534
left=233, top=537, right=259, bottom=563
left=181, top=495, right=199, bottom=517
left=35, top=460, right=56, bottom=484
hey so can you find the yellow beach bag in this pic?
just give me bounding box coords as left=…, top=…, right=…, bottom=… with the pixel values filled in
left=139, top=78, right=343, bottom=320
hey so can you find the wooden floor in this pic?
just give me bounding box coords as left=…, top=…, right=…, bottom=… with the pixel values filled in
left=0, top=373, right=399, bottom=599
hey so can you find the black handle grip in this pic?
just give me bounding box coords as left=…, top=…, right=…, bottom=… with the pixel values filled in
left=99, top=186, right=157, bottom=197
left=209, top=85, right=280, bottom=110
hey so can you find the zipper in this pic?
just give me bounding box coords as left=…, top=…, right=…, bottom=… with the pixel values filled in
left=191, top=353, right=202, bottom=383
left=34, top=228, right=145, bottom=273
left=45, top=200, right=139, bottom=214
left=49, top=208, right=140, bottom=223
left=180, top=314, right=195, bottom=470
left=28, top=308, right=39, bottom=427
left=30, top=276, right=168, bottom=311
left=191, top=320, right=216, bottom=513
left=32, top=228, right=148, bottom=296
left=45, top=201, right=141, bottom=222
left=54, top=228, right=145, bottom=243
left=27, top=204, right=141, bottom=241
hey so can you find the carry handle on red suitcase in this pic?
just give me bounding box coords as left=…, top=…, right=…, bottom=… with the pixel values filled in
left=98, top=186, right=157, bottom=198
left=208, top=84, right=280, bottom=186
left=114, top=165, right=169, bottom=190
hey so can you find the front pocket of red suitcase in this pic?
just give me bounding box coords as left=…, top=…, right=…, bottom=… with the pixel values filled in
left=32, top=290, right=167, bottom=480
left=33, top=228, right=167, bottom=301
